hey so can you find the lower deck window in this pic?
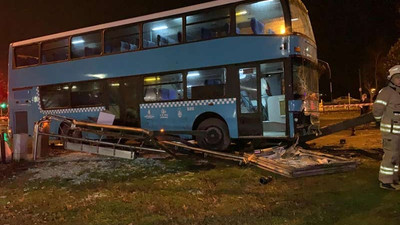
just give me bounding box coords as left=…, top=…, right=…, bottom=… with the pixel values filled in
left=70, top=81, right=104, bottom=107
left=187, top=68, right=226, bottom=99
left=144, top=73, right=183, bottom=102
left=40, top=84, right=70, bottom=109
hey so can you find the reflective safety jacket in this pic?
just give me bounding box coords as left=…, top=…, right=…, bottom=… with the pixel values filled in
left=373, top=84, right=400, bottom=134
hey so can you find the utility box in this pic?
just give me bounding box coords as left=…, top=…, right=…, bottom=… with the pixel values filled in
left=13, top=133, right=29, bottom=161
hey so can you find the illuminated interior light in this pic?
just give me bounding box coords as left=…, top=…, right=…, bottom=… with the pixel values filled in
left=236, top=10, right=247, bottom=16
left=280, top=25, right=286, bottom=34
left=152, top=26, right=168, bottom=31
left=187, top=72, right=200, bottom=77
left=63, top=86, right=69, bottom=90
left=71, top=39, right=85, bottom=44
left=254, top=0, right=273, bottom=7
left=144, top=77, right=159, bottom=82
left=72, top=86, right=77, bottom=89
left=111, top=83, right=120, bottom=87
left=87, top=73, right=107, bottom=79
left=291, top=18, right=299, bottom=21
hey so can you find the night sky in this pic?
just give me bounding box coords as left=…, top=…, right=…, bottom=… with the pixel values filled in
left=0, top=0, right=399, bottom=100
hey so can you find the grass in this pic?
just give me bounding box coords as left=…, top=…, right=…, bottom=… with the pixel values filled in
left=0, top=156, right=399, bottom=225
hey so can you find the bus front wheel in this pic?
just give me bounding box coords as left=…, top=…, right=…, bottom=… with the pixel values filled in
left=196, top=118, right=230, bottom=151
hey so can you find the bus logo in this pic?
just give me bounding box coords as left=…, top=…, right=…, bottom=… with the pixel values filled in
left=160, top=109, right=168, bottom=119
left=178, top=110, right=182, bottom=118
left=144, top=110, right=154, bottom=119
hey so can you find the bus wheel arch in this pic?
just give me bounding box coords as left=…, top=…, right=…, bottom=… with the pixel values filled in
left=192, top=112, right=231, bottom=151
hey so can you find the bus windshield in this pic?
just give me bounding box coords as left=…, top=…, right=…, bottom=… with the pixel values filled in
left=289, top=0, right=315, bottom=42
left=293, top=60, right=319, bottom=102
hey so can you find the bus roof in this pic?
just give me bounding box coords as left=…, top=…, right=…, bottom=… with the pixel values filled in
left=12, top=0, right=245, bottom=47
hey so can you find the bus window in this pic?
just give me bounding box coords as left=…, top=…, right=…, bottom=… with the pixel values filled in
left=70, top=81, right=104, bottom=107
left=105, top=24, right=140, bottom=54
left=236, top=0, right=285, bottom=35
left=144, top=73, right=183, bottom=102
left=289, top=0, right=315, bottom=41
left=71, top=32, right=102, bottom=58
left=143, top=17, right=182, bottom=48
left=14, top=44, right=39, bottom=67
left=239, top=67, right=258, bottom=113
left=41, top=38, right=69, bottom=63
left=40, top=84, right=70, bottom=109
left=186, top=7, right=230, bottom=42
left=187, top=68, right=226, bottom=99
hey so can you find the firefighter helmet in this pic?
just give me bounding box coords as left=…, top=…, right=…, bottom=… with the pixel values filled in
left=388, top=65, right=400, bottom=80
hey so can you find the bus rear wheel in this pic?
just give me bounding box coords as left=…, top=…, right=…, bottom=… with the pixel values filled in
left=196, top=118, right=230, bottom=151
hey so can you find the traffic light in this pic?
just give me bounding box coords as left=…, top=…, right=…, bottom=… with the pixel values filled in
left=0, top=102, right=6, bottom=109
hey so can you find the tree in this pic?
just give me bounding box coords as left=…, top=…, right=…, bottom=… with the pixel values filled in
left=384, top=38, right=400, bottom=72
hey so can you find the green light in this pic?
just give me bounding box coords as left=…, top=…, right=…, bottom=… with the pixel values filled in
left=3, top=133, right=8, bottom=142
left=0, top=103, right=6, bottom=109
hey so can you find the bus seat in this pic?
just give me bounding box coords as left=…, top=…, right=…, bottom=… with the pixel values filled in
left=130, top=44, right=138, bottom=51
left=168, top=89, right=177, bottom=100
left=236, top=27, right=240, bottom=34
left=201, top=28, right=213, bottom=40
left=84, top=47, right=93, bottom=56
left=143, top=40, right=156, bottom=48
left=204, top=79, right=222, bottom=85
left=268, top=28, right=275, bottom=34
left=223, top=23, right=230, bottom=35
left=105, top=44, right=112, bottom=53
left=251, top=18, right=265, bottom=35
left=144, top=87, right=157, bottom=101
left=120, top=41, right=130, bottom=52
left=160, top=88, right=170, bottom=100
left=157, top=35, right=169, bottom=46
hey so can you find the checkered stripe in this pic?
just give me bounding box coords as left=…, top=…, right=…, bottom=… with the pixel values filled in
left=36, top=87, right=105, bottom=114
left=40, top=106, right=106, bottom=115
left=140, top=98, right=236, bottom=109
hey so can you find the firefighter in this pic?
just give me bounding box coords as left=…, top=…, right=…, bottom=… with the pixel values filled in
left=373, top=65, right=400, bottom=190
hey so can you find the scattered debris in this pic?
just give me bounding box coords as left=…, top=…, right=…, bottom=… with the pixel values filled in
left=163, top=141, right=358, bottom=178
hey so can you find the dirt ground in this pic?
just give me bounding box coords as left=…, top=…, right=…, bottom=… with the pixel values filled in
left=1, top=113, right=399, bottom=225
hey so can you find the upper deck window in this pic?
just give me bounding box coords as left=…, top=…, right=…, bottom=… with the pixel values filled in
left=105, top=24, right=140, bottom=54
left=186, top=7, right=230, bottom=42
left=71, top=32, right=102, bottom=59
left=14, top=44, right=39, bottom=67
left=41, top=38, right=69, bottom=63
left=143, top=17, right=182, bottom=48
left=289, top=0, right=315, bottom=41
left=236, top=0, right=285, bottom=35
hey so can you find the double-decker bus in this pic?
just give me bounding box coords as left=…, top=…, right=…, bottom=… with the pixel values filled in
left=8, top=0, right=320, bottom=150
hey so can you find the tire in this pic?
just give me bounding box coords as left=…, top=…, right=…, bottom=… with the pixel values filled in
left=196, top=118, right=231, bottom=151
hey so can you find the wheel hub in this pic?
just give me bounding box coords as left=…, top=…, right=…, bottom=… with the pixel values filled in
left=205, top=127, right=222, bottom=145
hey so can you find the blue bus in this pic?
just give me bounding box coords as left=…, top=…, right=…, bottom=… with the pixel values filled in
left=8, top=0, right=320, bottom=150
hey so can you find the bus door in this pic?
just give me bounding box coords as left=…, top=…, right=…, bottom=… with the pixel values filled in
left=237, top=66, right=262, bottom=136
left=259, top=62, right=286, bottom=137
